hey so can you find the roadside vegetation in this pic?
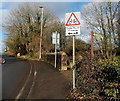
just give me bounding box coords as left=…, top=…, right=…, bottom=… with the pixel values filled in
left=3, top=2, right=120, bottom=100
left=3, top=3, right=66, bottom=57
left=67, top=2, right=120, bottom=100
left=67, top=56, right=120, bottom=100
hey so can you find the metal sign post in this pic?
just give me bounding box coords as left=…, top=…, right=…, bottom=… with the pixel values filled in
left=55, top=32, right=57, bottom=68
left=65, top=12, right=81, bottom=89
left=52, top=32, right=60, bottom=68
left=73, top=35, right=75, bottom=89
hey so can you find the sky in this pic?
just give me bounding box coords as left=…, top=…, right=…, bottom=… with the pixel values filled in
left=0, top=0, right=119, bottom=53
left=0, top=1, right=92, bottom=53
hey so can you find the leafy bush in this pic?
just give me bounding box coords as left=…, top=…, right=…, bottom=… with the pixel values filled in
left=98, top=57, right=120, bottom=98
left=75, top=56, right=120, bottom=100
left=76, top=56, right=102, bottom=99
left=29, top=52, right=34, bottom=57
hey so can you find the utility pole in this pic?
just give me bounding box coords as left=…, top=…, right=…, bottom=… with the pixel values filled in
left=39, top=6, right=43, bottom=59
left=91, top=31, right=94, bottom=59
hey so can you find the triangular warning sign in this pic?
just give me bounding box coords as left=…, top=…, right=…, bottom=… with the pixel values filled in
left=66, top=13, right=80, bottom=26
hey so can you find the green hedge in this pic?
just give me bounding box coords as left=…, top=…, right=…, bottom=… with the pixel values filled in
left=98, top=57, right=120, bottom=98
left=76, top=56, right=120, bottom=99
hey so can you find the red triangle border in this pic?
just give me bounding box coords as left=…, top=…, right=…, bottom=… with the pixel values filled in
left=65, top=12, right=80, bottom=26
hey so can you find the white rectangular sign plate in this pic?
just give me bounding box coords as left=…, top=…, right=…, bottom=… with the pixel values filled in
left=66, top=26, right=80, bottom=36
left=52, top=33, right=60, bottom=44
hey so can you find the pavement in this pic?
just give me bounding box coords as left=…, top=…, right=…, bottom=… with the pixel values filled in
left=2, top=55, right=72, bottom=100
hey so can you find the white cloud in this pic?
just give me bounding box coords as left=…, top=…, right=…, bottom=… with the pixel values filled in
left=0, top=9, right=9, bottom=29
left=0, top=2, right=2, bottom=8
left=78, top=18, right=91, bottom=43
left=0, top=8, right=9, bottom=48
left=0, top=10, right=2, bottom=29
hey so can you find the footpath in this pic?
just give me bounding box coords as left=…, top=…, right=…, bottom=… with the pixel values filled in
left=27, top=61, right=72, bottom=99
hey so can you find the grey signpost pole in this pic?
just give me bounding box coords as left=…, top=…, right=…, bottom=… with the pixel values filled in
left=55, top=32, right=57, bottom=68
left=52, top=32, right=59, bottom=68
left=39, top=7, right=43, bottom=59
left=73, top=35, right=75, bottom=89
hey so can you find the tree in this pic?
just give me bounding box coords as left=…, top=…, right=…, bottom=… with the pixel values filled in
left=117, top=1, right=120, bottom=55
left=82, top=2, right=119, bottom=59
left=4, top=3, right=63, bottom=56
left=64, top=38, right=90, bottom=56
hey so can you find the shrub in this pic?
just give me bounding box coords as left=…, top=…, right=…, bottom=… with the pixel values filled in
left=75, top=56, right=120, bottom=100
left=76, top=56, right=102, bottom=99
left=98, top=57, right=120, bottom=98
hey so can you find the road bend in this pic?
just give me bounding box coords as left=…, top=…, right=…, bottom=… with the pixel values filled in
left=2, top=55, right=31, bottom=99
left=2, top=55, right=71, bottom=100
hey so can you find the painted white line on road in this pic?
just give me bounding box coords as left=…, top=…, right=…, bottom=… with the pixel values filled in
left=27, top=62, right=37, bottom=99
left=15, top=61, right=33, bottom=100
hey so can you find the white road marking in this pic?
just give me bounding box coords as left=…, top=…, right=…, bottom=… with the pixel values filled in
left=27, top=62, right=37, bottom=99
left=15, top=61, right=33, bottom=100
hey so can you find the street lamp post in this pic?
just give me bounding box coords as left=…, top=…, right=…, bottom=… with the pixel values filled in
left=39, top=6, right=43, bottom=59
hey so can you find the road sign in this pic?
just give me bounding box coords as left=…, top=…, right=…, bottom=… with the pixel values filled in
left=52, top=32, right=60, bottom=44
left=65, top=12, right=81, bottom=36
left=52, top=31, right=60, bottom=68
left=93, top=33, right=103, bottom=39
left=65, top=12, right=81, bottom=89
left=65, top=12, right=80, bottom=26
left=66, top=26, right=80, bottom=36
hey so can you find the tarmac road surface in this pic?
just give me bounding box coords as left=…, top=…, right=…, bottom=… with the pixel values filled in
left=2, top=55, right=71, bottom=100
left=2, top=55, right=30, bottom=99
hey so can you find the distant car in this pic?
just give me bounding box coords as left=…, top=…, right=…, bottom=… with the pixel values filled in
left=0, top=58, right=5, bottom=64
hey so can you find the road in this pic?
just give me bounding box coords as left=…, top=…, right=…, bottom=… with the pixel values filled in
left=2, top=55, right=30, bottom=99
left=2, top=55, right=72, bottom=100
